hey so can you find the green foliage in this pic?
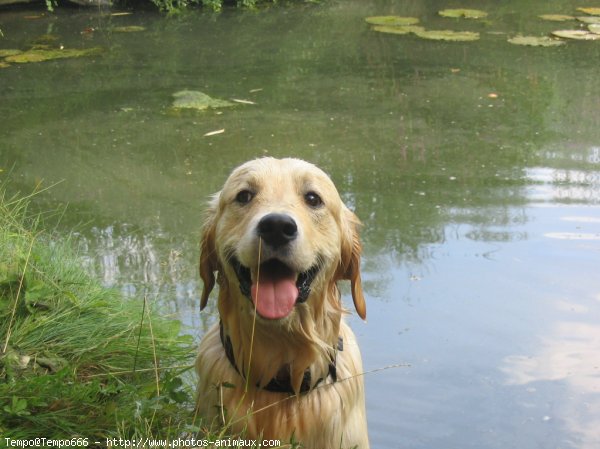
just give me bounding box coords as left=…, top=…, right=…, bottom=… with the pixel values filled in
left=148, top=0, right=285, bottom=13
left=0, top=188, right=196, bottom=439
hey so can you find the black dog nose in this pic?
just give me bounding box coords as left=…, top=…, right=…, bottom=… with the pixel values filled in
left=257, top=213, right=298, bottom=248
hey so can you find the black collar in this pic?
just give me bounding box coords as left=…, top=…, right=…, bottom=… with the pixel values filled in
left=219, top=321, right=342, bottom=395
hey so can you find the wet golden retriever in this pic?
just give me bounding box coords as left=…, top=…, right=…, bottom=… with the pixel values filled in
left=196, top=157, right=369, bottom=448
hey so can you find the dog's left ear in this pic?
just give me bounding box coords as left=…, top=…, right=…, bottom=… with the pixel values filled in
left=199, top=195, right=219, bottom=311
left=339, top=206, right=366, bottom=320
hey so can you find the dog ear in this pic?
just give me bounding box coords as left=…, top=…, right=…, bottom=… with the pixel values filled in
left=339, top=206, right=366, bottom=320
left=199, top=195, right=219, bottom=311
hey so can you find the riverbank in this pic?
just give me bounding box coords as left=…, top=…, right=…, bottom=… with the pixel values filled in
left=0, top=188, right=197, bottom=440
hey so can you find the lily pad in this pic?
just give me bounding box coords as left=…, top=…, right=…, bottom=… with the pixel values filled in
left=538, top=14, right=575, bottom=21
left=365, top=16, right=420, bottom=26
left=0, top=49, right=23, bottom=58
left=4, top=47, right=103, bottom=64
left=372, top=25, right=425, bottom=35
left=414, top=29, right=480, bottom=41
left=577, top=7, right=600, bottom=15
left=113, top=26, right=146, bottom=33
left=171, top=90, right=235, bottom=111
left=438, top=9, right=488, bottom=19
left=576, top=16, right=600, bottom=23
left=551, top=29, right=600, bottom=40
left=507, top=35, right=566, bottom=46
left=589, top=23, right=600, bottom=33
left=0, top=62, right=10, bottom=69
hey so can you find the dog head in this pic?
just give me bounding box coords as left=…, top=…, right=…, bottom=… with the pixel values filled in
left=199, top=157, right=366, bottom=322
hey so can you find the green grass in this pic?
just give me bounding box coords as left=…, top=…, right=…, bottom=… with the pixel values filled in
left=0, top=188, right=197, bottom=441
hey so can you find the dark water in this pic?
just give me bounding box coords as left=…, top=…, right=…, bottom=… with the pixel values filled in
left=1, top=1, right=600, bottom=447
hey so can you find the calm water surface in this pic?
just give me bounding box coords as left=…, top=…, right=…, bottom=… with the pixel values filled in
left=1, top=1, right=600, bottom=447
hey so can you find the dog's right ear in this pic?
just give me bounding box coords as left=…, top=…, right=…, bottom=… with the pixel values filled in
left=339, top=206, right=367, bottom=320
left=199, top=195, right=219, bottom=311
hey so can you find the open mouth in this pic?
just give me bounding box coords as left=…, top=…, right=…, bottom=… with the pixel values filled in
left=230, top=257, right=319, bottom=320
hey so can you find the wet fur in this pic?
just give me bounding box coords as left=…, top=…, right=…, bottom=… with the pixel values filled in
left=196, top=158, right=369, bottom=448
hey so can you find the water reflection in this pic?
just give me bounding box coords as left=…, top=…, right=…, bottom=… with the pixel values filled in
left=502, top=310, right=600, bottom=449
left=75, top=224, right=203, bottom=329
left=526, top=167, right=600, bottom=204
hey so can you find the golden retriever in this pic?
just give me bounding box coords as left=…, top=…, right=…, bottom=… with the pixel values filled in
left=196, top=157, right=369, bottom=448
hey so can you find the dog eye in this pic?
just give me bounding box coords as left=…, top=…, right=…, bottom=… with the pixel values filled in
left=304, top=191, right=323, bottom=208
left=235, top=190, right=254, bottom=205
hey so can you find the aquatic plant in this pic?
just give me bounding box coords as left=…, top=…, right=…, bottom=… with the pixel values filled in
left=366, top=5, right=600, bottom=46
left=577, top=16, right=600, bottom=24
left=538, top=14, right=575, bottom=22
left=171, top=90, right=236, bottom=110
left=551, top=29, right=600, bottom=40
left=577, top=7, right=600, bottom=15
left=3, top=47, right=102, bottom=64
left=413, top=29, right=480, bottom=41
left=365, top=16, right=420, bottom=26
left=507, top=35, right=566, bottom=47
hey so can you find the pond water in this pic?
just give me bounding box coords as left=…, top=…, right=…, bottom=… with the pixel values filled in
left=2, top=0, right=600, bottom=447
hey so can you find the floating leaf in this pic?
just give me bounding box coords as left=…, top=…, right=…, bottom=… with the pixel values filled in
left=414, top=29, right=480, bottom=41
left=171, top=90, right=235, bottom=110
left=0, top=49, right=23, bottom=58
left=577, top=7, right=600, bottom=15
left=372, top=25, right=425, bottom=35
left=0, top=62, right=10, bottom=69
left=113, top=26, right=146, bottom=33
left=507, top=35, right=566, bottom=46
left=551, top=29, right=600, bottom=40
left=589, top=23, right=600, bottom=33
left=538, top=14, right=575, bottom=21
left=365, top=16, right=420, bottom=26
left=576, top=16, right=600, bottom=23
left=4, top=47, right=103, bottom=64
left=438, top=9, right=488, bottom=19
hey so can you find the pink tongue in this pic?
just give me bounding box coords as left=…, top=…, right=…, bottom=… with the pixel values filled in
left=251, top=278, right=298, bottom=319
